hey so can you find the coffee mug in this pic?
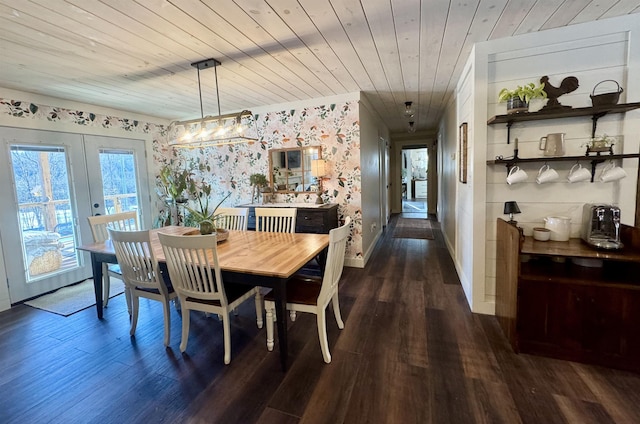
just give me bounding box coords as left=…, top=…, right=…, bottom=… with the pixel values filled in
left=536, top=164, right=559, bottom=184
left=567, top=163, right=591, bottom=183
left=506, top=166, right=528, bottom=185
left=600, top=162, right=627, bottom=182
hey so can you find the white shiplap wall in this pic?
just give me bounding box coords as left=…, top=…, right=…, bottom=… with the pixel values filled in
left=454, top=55, right=477, bottom=304
left=450, top=14, right=640, bottom=314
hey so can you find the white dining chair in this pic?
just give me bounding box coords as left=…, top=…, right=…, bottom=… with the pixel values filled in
left=158, top=232, right=264, bottom=364
left=109, top=228, right=178, bottom=347
left=253, top=207, right=298, bottom=319
left=87, top=211, right=138, bottom=310
left=255, top=207, right=297, bottom=233
left=264, top=216, right=351, bottom=363
left=215, top=207, right=249, bottom=231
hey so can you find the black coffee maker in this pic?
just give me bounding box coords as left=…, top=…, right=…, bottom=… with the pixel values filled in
left=581, top=204, right=623, bottom=250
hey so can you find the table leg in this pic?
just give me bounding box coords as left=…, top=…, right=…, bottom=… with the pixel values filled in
left=274, top=279, right=288, bottom=371
left=91, top=253, right=104, bottom=319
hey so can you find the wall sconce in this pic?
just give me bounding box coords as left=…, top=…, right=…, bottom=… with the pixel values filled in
left=310, top=159, right=327, bottom=204
left=404, top=101, right=415, bottom=117
left=503, top=201, right=521, bottom=225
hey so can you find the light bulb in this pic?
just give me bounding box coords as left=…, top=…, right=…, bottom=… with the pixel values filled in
left=181, top=128, right=195, bottom=141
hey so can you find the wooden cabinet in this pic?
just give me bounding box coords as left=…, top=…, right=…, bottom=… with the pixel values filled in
left=495, top=218, right=640, bottom=372
left=411, top=179, right=427, bottom=198
left=243, top=204, right=338, bottom=234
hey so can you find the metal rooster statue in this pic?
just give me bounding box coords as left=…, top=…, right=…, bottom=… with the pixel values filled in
left=540, top=75, right=579, bottom=110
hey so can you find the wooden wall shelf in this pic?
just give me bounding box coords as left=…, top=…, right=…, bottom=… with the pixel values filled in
left=487, top=153, right=640, bottom=182
left=487, top=102, right=640, bottom=144
left=487, top=102, right=640, bottom=125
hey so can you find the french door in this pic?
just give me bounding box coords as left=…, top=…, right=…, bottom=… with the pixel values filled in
left=0, top=128, right=149, bottom=303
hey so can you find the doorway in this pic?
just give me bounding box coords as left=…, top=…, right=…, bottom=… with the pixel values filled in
left=401, top=147, right=428, bottom=217
left=0, top=128, right=149, bottom=303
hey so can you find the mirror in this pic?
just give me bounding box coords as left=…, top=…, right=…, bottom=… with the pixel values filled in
left=269, top=146, right=321, bottom=193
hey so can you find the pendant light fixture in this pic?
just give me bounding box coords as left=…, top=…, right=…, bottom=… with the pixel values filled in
left=403, top=101, right=415, bottom=117
left=169, top=58, right=258, bottom=148
left=407, top=121, right=416, bottom=133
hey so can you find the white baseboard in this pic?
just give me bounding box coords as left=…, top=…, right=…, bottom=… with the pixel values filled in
left=344, top=257, right=365, bottom=268
left=344, top=227, right=382, bottom=269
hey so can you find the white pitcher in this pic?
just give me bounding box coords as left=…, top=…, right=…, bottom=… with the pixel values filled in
left=544, top=216, right=571, bottom=241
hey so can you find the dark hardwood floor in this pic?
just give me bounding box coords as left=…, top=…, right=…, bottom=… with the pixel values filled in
left=2, top=214, right=640, bottom=423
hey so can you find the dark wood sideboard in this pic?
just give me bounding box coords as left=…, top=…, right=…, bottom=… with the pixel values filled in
left=242, top=204, right=339, bottom=234
left=495, top=218, right=640, bottom=372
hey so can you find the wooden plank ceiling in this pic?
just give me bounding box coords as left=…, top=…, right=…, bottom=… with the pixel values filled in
left=1, top=0, right=639, bottom=134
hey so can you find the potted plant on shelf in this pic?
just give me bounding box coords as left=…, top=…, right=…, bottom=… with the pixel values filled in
left=184, top=176, right=231, bottom=236
left=498, top=82, right=547, bottom=114
left=249, top=173, right=269, bottom=203
left=584, top=134, right=615, bottom=156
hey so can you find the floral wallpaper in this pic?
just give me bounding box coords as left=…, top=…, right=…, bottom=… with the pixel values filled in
left=0, top=99, right=163, bottom=134
left=161, top=101, right=363, bottom=260
left=0, top=97, right=363, bottom=261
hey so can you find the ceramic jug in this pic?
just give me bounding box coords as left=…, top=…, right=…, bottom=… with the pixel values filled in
left=539, top=133, right=566, bottom=156
left=544, top=216, right=571, bottom=241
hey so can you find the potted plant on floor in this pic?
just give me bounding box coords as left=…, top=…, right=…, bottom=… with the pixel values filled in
left=156, top=165, right=190, bottom=225
left=498, top=82, right=547, bottom=114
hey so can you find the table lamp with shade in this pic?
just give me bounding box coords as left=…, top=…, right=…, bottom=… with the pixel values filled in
left=504, top=201, right=521, bottom=225
left=310, top=159, right=327, bottom=204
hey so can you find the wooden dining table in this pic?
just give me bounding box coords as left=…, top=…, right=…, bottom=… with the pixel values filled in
left=77, top=226, right=330, bottom=370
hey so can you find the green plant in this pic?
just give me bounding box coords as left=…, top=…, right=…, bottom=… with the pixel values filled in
left=157, top=165, right=189, bottom=201
left=498, top=82, right=547, bottom=103
left=184, top=176, right=231, bottom=226
left=584, top=134, right=615, bottom=150
left=249, top=173, right=269, bottom=187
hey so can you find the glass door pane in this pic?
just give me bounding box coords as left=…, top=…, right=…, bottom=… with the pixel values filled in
left=99, top=149, right=139, bottom=215
left=83, top=135, right=149, bottom=226
left=10, top=145, right=80, bottom=282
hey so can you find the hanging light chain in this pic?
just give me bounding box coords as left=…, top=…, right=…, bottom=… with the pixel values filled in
left=197, top=66, right=204, bottom=120
left=214, top=63, right=222, bottom=119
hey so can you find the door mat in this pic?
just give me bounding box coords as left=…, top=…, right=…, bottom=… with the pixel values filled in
left=392, top=218, right=434, bottom=240
left=24, top=278, right=125, bottom=317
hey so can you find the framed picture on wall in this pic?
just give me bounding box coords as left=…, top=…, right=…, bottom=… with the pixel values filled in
left=459, top=122, right=468, bottom=183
